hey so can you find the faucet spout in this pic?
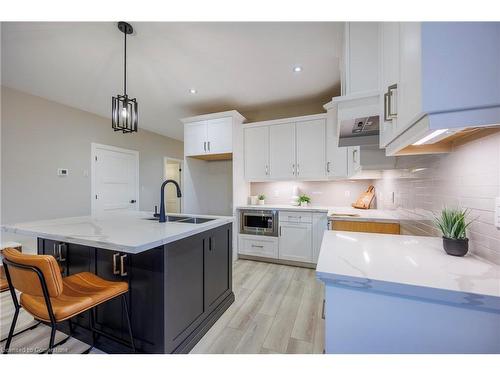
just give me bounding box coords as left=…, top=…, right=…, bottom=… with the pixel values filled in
left=159, top=179, right=182, bottom=223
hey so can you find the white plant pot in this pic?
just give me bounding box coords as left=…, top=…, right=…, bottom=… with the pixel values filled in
left=300, top=201, right=308, bottom=207
left=258, top=200, right=265, bottom=205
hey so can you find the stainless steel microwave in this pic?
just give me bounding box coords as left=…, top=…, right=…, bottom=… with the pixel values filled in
left=239, top=209, right=278, bottom=237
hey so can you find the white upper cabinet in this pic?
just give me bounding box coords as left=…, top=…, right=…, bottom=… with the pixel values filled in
left=295, top=119, right=327, bottom=179
left=325, top=105, right=349, bottom=179
left=182, top=112, right=244, bottom=158
left=269, top=123, right=296, bottom=180
left=381, top=22, right=500, bottom=155
left=379, top=22, right=400, bottom=148
left=184, top=120, right=207, bottom=156
left=343, top=22, right=380, bottom=96
left=244, top=126, right=269, bottom=181
left=244, top=115, right=331, bottom=182
left=205, top=117, right=233, bottom=154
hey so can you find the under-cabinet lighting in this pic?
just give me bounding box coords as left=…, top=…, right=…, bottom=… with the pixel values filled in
left=189, top=88, right=197, bottom=94
left=293, top=66, right=302, bottom=73
left=412, top=129, right=449, bottom=145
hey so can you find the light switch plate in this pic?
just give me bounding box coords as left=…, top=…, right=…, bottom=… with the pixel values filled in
left=495, top=197, right=500, bottom=229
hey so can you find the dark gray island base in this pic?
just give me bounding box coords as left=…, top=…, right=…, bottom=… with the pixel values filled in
left=37, top=223, right=234, bottom=353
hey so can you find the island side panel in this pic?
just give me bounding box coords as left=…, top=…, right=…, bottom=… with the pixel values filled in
left=163, top=223, right=234, bottom=353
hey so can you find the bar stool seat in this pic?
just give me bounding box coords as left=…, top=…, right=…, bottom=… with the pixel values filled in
left=21, top=272, right=128, bottom=322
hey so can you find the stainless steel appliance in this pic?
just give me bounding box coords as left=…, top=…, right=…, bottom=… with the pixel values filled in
left=239, top=209, right=278, bottom=237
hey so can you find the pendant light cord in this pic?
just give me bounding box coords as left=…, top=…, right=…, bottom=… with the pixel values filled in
left=124, top=30, right=127, bottom=96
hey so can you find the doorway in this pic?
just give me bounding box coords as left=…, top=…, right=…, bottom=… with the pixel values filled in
left=91, top=143, right=139, bottom=215
left=163, top=157, right=183, bottom=214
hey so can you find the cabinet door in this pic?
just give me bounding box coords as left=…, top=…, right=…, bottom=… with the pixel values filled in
left=269, top=123, right=296, bottom=180
left=312, top=213, right=328, bottom=263
left=325, top=108, right=349, bottom=179
left=347, top=146, right=361, bottom=176
left=164, top=232, right=205, bottom=353
left=206, top=117, right=232, bottom=154
left=244, top=126, right=269, bottom=180
left=279, top=222, right=313, bottom=263
left=204, top=225, right=231, bottom=311
left=184, top=121, right=207, bottom=156
left=95, top=249, right=128, bottom=341
left=296, top=119, right=327, bottom=180
left=398, top=22, right=422, bottom=136
left=379, top=22, right=400, bottom=147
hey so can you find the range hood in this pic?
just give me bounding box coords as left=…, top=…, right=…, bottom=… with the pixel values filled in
left=329, top=91, right=381, bottom=147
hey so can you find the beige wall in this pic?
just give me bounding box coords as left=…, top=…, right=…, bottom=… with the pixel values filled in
left=1, top=86, right=183, bottom=224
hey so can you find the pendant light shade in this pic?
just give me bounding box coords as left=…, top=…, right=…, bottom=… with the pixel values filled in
left=112, top=21, right=138, bottom=133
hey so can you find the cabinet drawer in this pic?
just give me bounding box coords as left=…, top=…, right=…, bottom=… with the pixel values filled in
left=279, top=211, right=312, bottom=224
left=238, top=235, right=278, bottom=259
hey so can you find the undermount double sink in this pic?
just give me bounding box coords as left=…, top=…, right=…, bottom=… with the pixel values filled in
left=145, top=215, right=215, bottom=224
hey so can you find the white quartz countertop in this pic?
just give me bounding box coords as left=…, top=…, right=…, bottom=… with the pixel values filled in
left=1, top=211, right=233, bottom=254
left=237, top=205, right=402, bottom=223
left=316, top=231, right=500, bottom=299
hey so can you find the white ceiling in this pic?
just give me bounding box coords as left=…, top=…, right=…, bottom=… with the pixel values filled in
left=1, top=22, right=343, bottom=140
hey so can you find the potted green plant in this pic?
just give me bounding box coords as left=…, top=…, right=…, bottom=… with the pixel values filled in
left=257, top=194, right=266, bottom=205
left=297, top=194, right=311, bottom=208
left=434, top=207, right=473, bottom=256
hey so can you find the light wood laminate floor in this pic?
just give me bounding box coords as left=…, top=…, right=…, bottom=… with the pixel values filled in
left=190, top=259, right=325, bottom=354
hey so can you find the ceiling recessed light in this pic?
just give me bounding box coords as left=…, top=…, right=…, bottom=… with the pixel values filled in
left=189, top=88, right=197, bottom=94
left=293, top=66, right=302, bottom=73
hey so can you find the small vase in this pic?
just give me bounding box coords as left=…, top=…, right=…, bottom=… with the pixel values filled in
left=442, top=237, right=469, bottom=257
left=300, top=201, right=308, bottom=207
left=258, top=199, right=265, bottom=205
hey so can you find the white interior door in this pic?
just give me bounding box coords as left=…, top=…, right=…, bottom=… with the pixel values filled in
left=164, top=160, right=182, bottom=213
left=269, top=122, right=296, bottom=179
left=92, top=143, right=139, bottom=215
left=296, top=119, right=326, bottom=179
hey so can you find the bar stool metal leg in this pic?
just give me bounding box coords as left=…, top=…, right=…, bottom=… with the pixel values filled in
left=3, top=305, right=19, bottom=354
left=48, top=324, right=57, bottom=354
left=121, top=295, right=135, bottom=352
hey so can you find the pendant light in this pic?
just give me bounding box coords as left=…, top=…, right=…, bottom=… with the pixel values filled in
left=112, top=21, right=138, bottom=133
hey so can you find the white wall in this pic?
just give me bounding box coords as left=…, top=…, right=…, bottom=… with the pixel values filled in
left=1, top=87, right=184, bottom=225
left=183, top=158, right=233, bottom=216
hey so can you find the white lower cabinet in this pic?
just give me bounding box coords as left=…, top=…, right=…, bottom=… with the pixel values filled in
left=238, top=234, right=278, bottom=259
left=279, top=222, right=313, bottom=263
left=238, top=209, right=328, bottom=265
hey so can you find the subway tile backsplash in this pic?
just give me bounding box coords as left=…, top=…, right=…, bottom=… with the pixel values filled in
left=374, top=131, right=500, bottom=265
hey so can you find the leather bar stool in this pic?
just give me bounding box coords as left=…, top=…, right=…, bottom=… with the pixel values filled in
left=1, top=248, right=135, bottom=354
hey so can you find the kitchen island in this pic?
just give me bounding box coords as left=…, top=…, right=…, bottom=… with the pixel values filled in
left=316, top=231, right=500, bottom=354
left=2, top=211, right=234, bottom=353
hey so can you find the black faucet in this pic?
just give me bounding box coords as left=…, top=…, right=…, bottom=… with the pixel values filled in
left=159, top=179, right=182, bottom=223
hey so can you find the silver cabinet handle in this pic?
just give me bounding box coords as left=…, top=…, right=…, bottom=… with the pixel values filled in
left=207, top=141, right=210, bottom=151
left=251, top=244, right=264, bottom=248
left=265, top=165, right=269, bottom=175
left=326, top=161, right=331, bottom=173
left=384, top=91, right=391, bottom=122
left=113, top=253, right=120, bottom=275
left=292, top=164, right=295, bottom=175
left=297, top=163, right=300, bottom=176
left=203, top=141, right=206, bottom=152
left=58, top=243, right=66, bottom=262
left=353, top=149, right=358, bottom=163
left=388, top=84, right=398, bottom=118
left=321, top=299, right=325, bottom=319
left=120, top=254, right=128, bottom=277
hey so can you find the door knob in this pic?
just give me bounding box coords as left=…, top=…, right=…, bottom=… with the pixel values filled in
left=130, top=199, right=136, bottom=203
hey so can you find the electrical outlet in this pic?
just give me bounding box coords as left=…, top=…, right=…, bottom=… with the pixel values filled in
left=344, top=190, right=350, bottom=197
left=495, top=197, right=500, bottom=229
left=273, top=190, right=279, bottom=197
